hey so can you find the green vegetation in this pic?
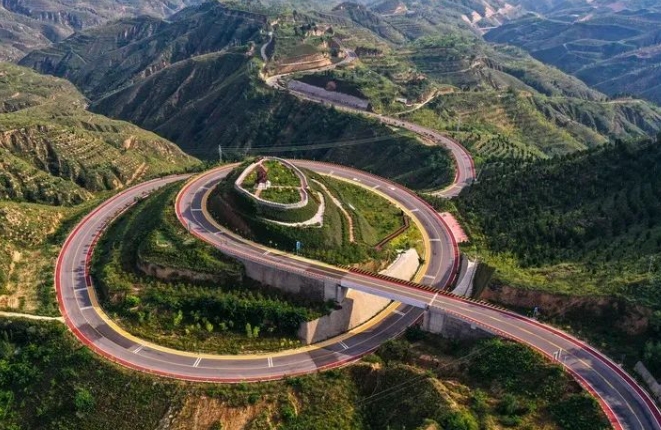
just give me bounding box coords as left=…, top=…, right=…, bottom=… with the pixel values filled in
left=329, top=179, right=402, bottom=242
left=457, top=139, right=661, bottom=304
left=92, top=182, right=328, bottom=354
left=0, top=199, right=97, bottom=314
left=0, top=62, right=198, bottom=315
left=354, top=334, right=608, bottom=430
left=0, top=317, right=608, bottom=430
left=263, top=159, right=301, bottom=187
left=0, top=63, right=197, bottom=206
left=449, top=137, right=661, bottom=371
left=210, top=166, right=421, bottom=269
left=260, top=187, right=302, bottom=204
left=20, top=3, right=458, bottom=191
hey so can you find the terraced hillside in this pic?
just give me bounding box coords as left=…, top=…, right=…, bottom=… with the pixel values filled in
left=20, top=2, right=456, bottom=191
left=21, top=1, right=661, bottom=170
left=300, top=2, right=661, bottom=158
left=0, top=0, right=204, bottom=61
left=208, top=161, right=422, bottom=268
left=0, top=63, right=199, bottom=314
left=485, top=2, right=661, bottom=104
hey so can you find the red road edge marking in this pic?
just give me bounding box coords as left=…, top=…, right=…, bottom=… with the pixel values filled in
left=50, top=170, right=411, bottom=383
left=289, top=162, right=661, bottom=429
left=57, top=167, right=661, bottom=428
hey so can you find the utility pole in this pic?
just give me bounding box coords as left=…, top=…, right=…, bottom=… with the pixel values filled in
left=218, top=144, right=223, bottom=164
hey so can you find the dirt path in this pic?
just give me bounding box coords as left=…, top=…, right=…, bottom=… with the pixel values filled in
left=312, top=179, right=355, bottom=242
left=0, top=311, right=64, bottom=322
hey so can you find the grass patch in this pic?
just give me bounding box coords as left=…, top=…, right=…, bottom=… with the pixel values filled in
left=260, top=187, right=302, bottom=204
left=263, top=159, right=301, bottom=187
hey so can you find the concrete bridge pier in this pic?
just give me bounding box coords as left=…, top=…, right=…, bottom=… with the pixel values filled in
left=423, top=307, right=492, bottom=340
left=325, top=280, right=348, bottom=303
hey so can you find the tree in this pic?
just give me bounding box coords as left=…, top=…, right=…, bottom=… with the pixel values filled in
left=74, top=387, right=95, bottom=413
left=443, top=411, right=479, bottom=430
left=644, top=341, right=661, bottom=374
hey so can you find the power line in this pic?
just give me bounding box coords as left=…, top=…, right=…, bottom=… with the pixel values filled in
left=356, top=345, right=491, bottom=406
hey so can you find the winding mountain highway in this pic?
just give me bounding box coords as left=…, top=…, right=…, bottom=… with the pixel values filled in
left=50, top=37, right=661, bottom=430
left=54, top=162, right=455, bottom=383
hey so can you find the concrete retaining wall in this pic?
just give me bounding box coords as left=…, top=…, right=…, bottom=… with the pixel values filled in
left=297, top=249, right=420, bottom=345
left=234, top=158, right=309, bottom=210
left=635, top=361, right=661, bottom=404
left=241, top=258, right=342, bottom=303
left=423, top=307, right=492, bottom=340
left=452, top=256, right=477, bottom=297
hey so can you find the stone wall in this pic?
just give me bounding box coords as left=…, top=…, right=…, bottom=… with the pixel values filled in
left=136, top=259, right=240, bottom=285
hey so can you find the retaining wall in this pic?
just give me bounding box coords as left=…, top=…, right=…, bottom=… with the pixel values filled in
left=635, top=362, right=661, bottom=404
left=423, top=307, right=492, bottom=340
left=234, top=158, right=309, bottom=210
left=297, top=249, right=420, bottom=345
left=241, top=258, right=343, bottom=303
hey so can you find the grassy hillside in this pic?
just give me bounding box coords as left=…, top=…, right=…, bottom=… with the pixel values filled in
left=0, top=0, right=204, bottom=61
left=0, top=63, right=200, bottom=315
left=0, top=317, right=608, bottom=430
left=208, top=165, right=421, bottom=269
left=92, top=182, right=326, bottom=354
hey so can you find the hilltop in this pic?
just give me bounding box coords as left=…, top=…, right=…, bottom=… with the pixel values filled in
left=0, top=63, right=199, bottom=314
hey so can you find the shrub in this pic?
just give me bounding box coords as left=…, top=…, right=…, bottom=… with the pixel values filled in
left=74, top=387, right=95, bottom=413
